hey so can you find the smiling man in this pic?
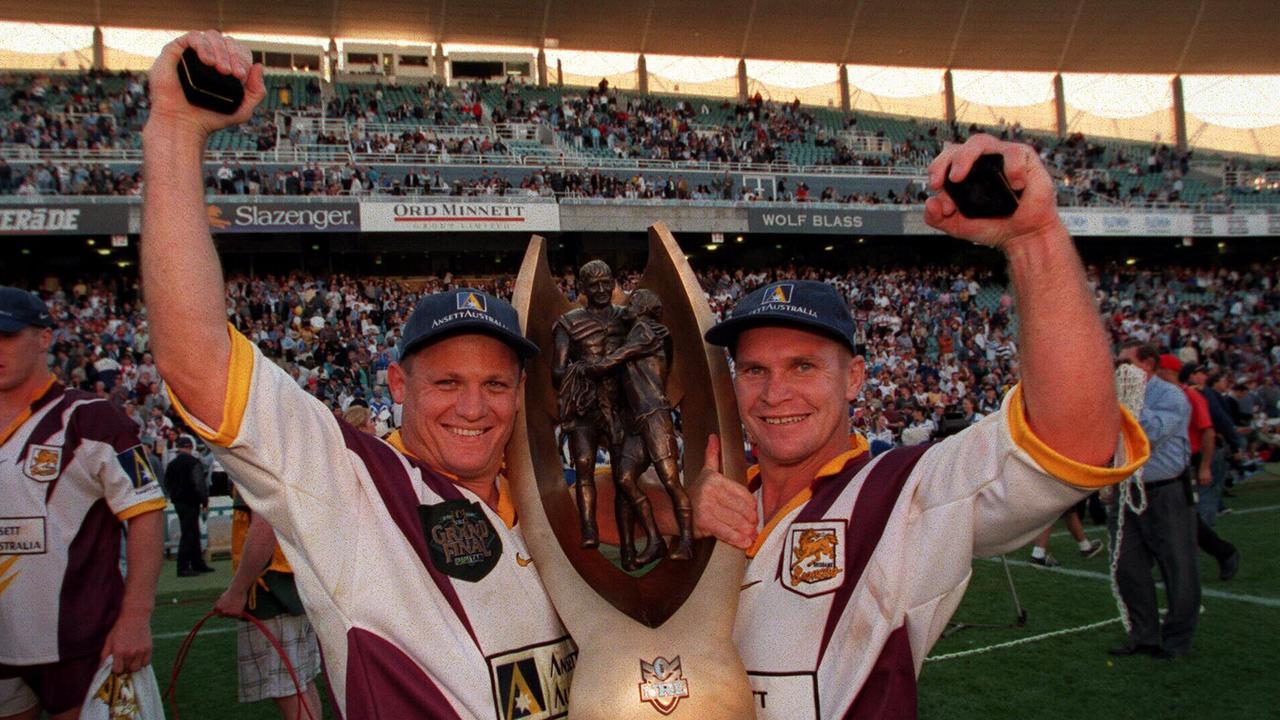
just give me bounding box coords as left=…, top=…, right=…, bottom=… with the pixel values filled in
left=692, top=134, right=1150, bottom=719
left=140, top=31, right=573, bottom=717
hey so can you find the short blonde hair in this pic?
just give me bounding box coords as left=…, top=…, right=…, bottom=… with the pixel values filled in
left=342, top=405, right=372, bottom=429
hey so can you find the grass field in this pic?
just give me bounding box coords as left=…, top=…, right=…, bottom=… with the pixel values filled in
left=150, top=473, right=1280, bottom=719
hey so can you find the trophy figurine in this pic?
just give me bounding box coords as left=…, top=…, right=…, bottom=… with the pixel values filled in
left=507, top=224, right=754, bottom=719
left=551, top=263, right=694, bottom=569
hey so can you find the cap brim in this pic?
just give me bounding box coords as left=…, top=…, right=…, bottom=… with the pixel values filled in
left=704, top=312, right=856, bottom=352
left=0, top=317, right=30, bottom=333
left=401, top=321, right=540, bottom=361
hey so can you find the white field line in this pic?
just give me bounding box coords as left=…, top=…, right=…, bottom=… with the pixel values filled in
left=154, top=625, right=237, bottom=641
left=994, top=558, right=1280, bottom=608
left=1049, top=503, right=1280, bottom=539
left=925, top=617, right=1120, bottom=662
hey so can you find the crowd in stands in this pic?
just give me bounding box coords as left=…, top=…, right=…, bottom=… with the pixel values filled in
left=344, top=129, right=507, bottom=157
left=1, top=69, right=148, bottom=150
left=324, top=80, right=480, bottom=125
left=3, top=70, right=1277, bottom=209
left=0, top=158, right=142, bottom=195
left=25, top=261, right=1280, bottom=473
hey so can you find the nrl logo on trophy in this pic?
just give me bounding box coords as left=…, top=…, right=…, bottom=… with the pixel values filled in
left=507, top=223, right=753, bottom=718
left=638, top=656, right=691, bottom=715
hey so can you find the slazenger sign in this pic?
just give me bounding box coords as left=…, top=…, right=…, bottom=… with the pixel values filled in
left=0, top=205, right=130, bottom=235
left=361, top=201, right=561, bottom=232
left=206, top=201, right=360, bottom=233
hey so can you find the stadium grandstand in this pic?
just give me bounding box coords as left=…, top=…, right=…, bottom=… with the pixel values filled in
left=1, top=1, right=1278, bottom=718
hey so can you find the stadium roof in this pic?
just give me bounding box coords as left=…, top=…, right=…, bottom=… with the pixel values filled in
left=2, top=0, right=1278, bottom=75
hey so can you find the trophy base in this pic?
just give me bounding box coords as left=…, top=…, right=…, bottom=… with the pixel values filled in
left=569, top=641, right=754, bottom=719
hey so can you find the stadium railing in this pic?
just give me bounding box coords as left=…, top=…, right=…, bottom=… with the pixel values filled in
left=0, top=145, right=932, bottom=178
left=2, top=191, right=1265, bottom=216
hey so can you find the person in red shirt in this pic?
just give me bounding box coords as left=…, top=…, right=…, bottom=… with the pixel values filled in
left=1157, top=355, right=1212, bottom=485
left=1158, top=355, right=1240, bottom=580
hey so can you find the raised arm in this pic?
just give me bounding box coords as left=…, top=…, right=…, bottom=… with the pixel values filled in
left=141, top=31, right=266, bottom=428
left=925, top=135, right=1118, bottom=466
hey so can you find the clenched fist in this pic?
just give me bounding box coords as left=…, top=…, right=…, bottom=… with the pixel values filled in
left=145, top=30, right=266, bottom=142
left=924, top=133, right=1064, bottom=252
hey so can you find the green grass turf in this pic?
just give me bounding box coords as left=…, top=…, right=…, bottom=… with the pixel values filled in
left=148, top=473, right=1280, bottom=719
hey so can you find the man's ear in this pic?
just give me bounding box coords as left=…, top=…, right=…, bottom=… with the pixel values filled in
left=387, top=361, right=408, bottom=404
left=846, top=354, right=866, bottom=403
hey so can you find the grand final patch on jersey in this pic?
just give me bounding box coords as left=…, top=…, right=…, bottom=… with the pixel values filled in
left=784, top=521, right=847, bottom=597
left=457, top=291, right=488, bottom=312
left=487, top=636, right=576, bottom=720
left=419, top=499, right=502, bottom=582
left=638, top=656, right=690, bottom=715
left=116, top=445, right=158, bottom=490
left=22, top=444, right=63, bottom=482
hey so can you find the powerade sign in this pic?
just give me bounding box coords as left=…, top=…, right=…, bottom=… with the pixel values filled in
left=746, top=207, right=904, bottom=235
left=0, top=205, right=130, bottom=235
left=205, top=201, right=360, bottom=233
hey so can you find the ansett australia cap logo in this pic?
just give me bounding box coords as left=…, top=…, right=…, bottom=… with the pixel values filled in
left=457, top=292, right=488, bottom=313
left=767, top=284, right=794, bottom=304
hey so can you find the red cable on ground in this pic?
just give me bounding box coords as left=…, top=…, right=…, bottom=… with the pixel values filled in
left=165, top=610, right=316, bottom=720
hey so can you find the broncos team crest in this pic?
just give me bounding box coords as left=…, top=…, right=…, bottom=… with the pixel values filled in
left=784, top=521, right=846, bottom=597
left=24, top=444, right=63, bottom=482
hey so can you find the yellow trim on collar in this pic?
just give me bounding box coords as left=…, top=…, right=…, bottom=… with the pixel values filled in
left=385, top=430, right=512, bottom=526
left=167, top=325, right=255, bottom=448
left=384, top=429, right=412, bottom=457
left=744, top=435, right=869, bottom=485
left=384, top=430, right=458, bottom=480
left=745, top=487, right=811, bottom=559
left=743, top=440, right=870, bottom=559
left=1006, top=383, right=1150, bottom=490
left=495, top=474, right=517, bottom=529
left=0, top=374, right=54, bottom=446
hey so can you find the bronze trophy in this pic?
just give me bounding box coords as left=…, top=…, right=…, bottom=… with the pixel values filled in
left=507, top=223, right=754, bottom=719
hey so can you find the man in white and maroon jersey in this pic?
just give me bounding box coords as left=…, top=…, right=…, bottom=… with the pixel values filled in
left=0, top=286, right=165, bottom=720
left=691, top=135, right=1150, bottom=719
left=141, top=32, right=574, bottom=718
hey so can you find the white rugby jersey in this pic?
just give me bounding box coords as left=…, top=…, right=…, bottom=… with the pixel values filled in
left=737, top=386, right=1147, bottom=719
left=1, top=377, right=166, bottom=665
left=171, top=329, right=575, bottom=720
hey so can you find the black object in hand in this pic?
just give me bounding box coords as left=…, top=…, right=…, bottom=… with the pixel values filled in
left=176, top=47, right=245, bottom=115
left=943, top=153, right=1020, bottom=219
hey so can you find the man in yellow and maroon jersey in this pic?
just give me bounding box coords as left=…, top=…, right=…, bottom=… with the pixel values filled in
left=0, top=286, right=164, bottom=720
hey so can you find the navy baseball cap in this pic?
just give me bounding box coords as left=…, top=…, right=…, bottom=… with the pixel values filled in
left=398, top=288, right=539, bottom=361
left=0, top=286, right=53, bottom=332
left=705, top=280, right=856, bottom=353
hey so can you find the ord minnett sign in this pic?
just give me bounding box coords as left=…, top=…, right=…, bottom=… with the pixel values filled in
left=205, top=201, right=360, bottom=233
left=0, top=204, right=130, bottom=235
left=745, top=207, right=905, bottom=235
left=361, top=201, right=561, bottom=232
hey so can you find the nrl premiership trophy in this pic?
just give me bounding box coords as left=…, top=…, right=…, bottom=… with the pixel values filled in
left=507, top=224, right=753, bottom=719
